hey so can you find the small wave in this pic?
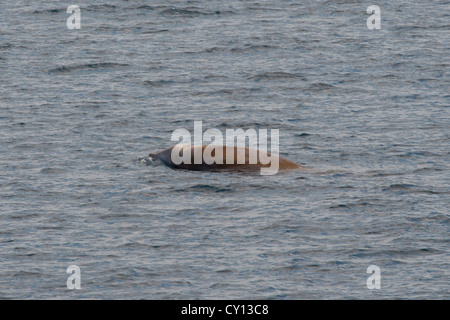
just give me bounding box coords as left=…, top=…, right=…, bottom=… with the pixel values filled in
left=295, top=133, right=311, bottom=137
left=160, top=7, right=235, bottom=17
left=141, top=29, right=169, bottom=34
left=247, top=71, right=307, bottom=82
left=0, top=43, right=13, bottom=50
left=383, top=183, right=415, bottom=191
left=230, top=44, right=279, bottom=53
left=214, top=269, right=233, bottom=274
left=49, top=63, right=129, bottom=74
left=13, top=270, right=42, bottom=277
left=329, top=200, right=375, bottom=210
left=307, top=83, right=335, bottom=91
left=413, top=167, right=444, bottom=173
left=32, top=8, right=65, bottom=14
left=192, top=87, right=261, bottom=96
left=49, top=62, right=129, bottom=73
left=40, top=168, right=65, bottom=174
left=351, top=247, right=443, bottom=258
left=199, top=46, right=227, bottom=54
left=177, top=184, right=234, bottom=193
left=407, top=212, right=450, bottom=223
left=382, top=184, right=447, bottom=195
left=203, top=74, right=229, bottom=80
left=215, top=121, right=276, bottom=129
left=143, top=79, right=175, bottom=87
left=129, top=5, right=158, bottom=11
left=396, top=151, right=442, bottom=158
left=160, top=8, right=210, bottom=17
left=113, top=242, right=156, bottom=250
left=86, top=4, right=117, bottom=11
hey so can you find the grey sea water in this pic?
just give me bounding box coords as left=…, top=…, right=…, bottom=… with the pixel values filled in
left=0, top=0, right=449, bottom=299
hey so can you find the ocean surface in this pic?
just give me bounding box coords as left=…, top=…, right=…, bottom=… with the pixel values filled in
left=0, top=0, right=449, bottom=299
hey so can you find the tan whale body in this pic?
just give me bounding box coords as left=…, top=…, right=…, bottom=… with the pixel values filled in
left=149, top=144, right=301, bottom=173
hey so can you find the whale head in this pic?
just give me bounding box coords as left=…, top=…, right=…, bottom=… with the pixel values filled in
left=149, top=152, right=158, bottom=160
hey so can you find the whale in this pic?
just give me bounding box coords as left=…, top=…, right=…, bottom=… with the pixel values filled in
left=149, top=144, right=301, bottom=174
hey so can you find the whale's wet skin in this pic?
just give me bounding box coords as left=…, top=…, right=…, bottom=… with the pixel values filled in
left=1, top=0, right=448, bottom=299
left=150, top=144, right=301, bottom=174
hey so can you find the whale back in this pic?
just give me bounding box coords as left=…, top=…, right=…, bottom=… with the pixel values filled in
left=150, top=144, right=301, bottom=172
